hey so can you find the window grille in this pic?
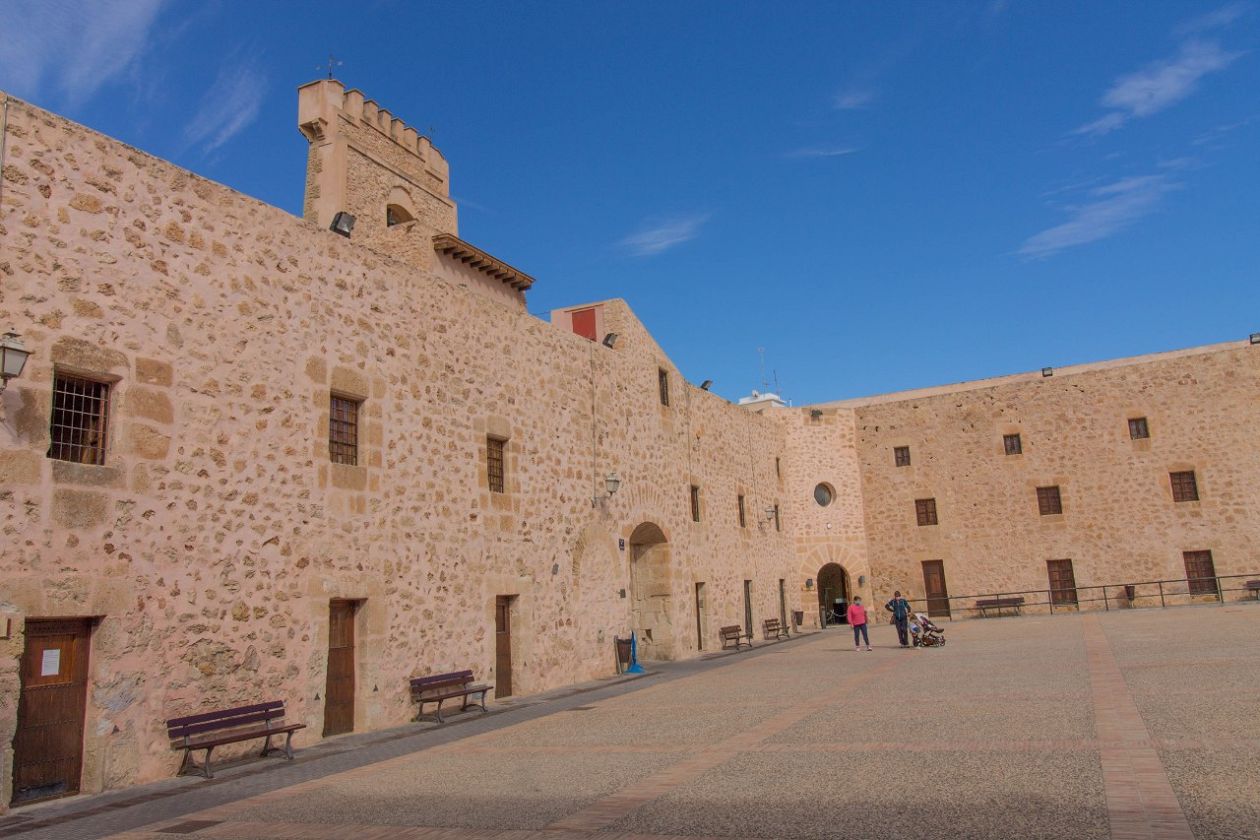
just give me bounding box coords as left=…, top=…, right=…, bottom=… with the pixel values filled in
left=690, top=485, right=701, bottom=522
left=1170, top=470, right=1198, bottom=502
left=738, top=494, right=746, bottom=528
left=894, top=446, right=911, bottom=467
left=1003, top=433, right=1023, bottom=455
left=658, top=368, right=670, bottom=406
left=1128, top=417, right=1149, bottom=440
left=1183, top=550, right=1217, bottom=596
left=1037, top=485, right=1062, bottom=515
left=329, top=396, right=359, bottom=466
left=48, top=375, right=110, bottom=465
left=915, top=498, right=937, bottom=526
left=487, top=437, right=506, bottom=493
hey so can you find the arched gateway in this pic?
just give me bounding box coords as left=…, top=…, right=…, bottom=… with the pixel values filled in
left=628, top=522, right=674, bottom=660
left=817, top=562, right=850, bottom=626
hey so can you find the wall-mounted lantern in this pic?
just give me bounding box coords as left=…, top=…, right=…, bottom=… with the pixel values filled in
left=805, top=578, right=814, bottom=590
left=593, top=473, right=621, bottom=507
left=0, top=331, right=31, bottom=393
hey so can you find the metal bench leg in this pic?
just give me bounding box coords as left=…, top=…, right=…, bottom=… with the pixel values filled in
left=200, top=746, right=216, bottom=779
left=261, top=733, right=275, bottom=758
left=283, top=730, right=295, bottom=760
left=178, top=747, right=194, bottom=777
left=434, top=699, right=446, bottom=724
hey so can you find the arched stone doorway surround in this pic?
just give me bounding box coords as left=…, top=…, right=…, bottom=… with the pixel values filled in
left=627, top=521, right=675, bottom=661
left=817, top=562, right=849, bottom=626
left=797, top=544, right=870, bottom=630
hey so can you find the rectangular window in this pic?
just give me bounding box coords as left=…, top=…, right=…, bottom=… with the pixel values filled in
left=329, top=395, right=360, bottom=466
left=775, top=457, right=781, bottom=478
left=658, top=368, right=670, bottom=406
left=1047, top=559, right=1078, bottom=605
left=1128, top=417, right=1149, bottom=440
left=915, top=498, right=937, bottom=526
left=1003, top=433, right=1022, bottom=456
left=1170, top=470, right=1198, bottom=502
left=1183, top=550, right=1217, bottom=595
left=487, top=437, right=506, bottom=493
left=690, top=484, right=700, bottom=522
left=1036, top=485, right=1062, bottom=515
left=48, top=374, right=110, bottom=465
left=571, top=307, right=597, bottom=341
left=894, top=446, right=911, bottom=467
left=738, top=494, right=746, bottom=528
left=773, top=503, right=781, bottom=532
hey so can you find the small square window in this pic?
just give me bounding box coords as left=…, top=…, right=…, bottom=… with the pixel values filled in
left=1170, top=470, right=1198, bottom=502
left=48, top=374, right=110, bottom=465
left=487, top=437, right=506, bottom=493
left=1036, top=485, right=1062, bottom=515
left=658, top=368, right=670, bottom=407
left=690, top=484, right=701, bottom=522
left=329, top=395, right=360, bottom=466
left=737, top=494, right=746, bottom=528
left=1003, top=434, right=1023, bottom=456
left=1128, top=417, right=1149, bottom=440
left=894, top=446, right=911, bottom=467
left=915, top=498, right=938, bottom=526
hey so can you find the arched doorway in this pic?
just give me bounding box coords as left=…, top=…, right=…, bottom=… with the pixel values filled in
left=628, top=522, right=674, bottom=660
left=817, top=562, right=850, bottom=627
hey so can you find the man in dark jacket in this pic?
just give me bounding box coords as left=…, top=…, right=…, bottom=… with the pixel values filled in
left=885, top=591, right=912, bottom=648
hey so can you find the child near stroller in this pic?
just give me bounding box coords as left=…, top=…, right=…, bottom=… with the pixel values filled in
left=910, top=612, right=946, bottom=647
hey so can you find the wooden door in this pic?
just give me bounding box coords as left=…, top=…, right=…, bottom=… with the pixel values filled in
left=11, top=619, right=92, bottom=806
left=921, top=560, right=951, bottom=618
left=778, top=579, right=787, bottom=627
left=323, top=600, right=356, bottom=737
left=1047, top=559, right=1078, bottom=605
left=743, top=580, right=753, bottom=635
left=694, top=582, right=706, bottom=650
left=495, top=596, right=513, bottom=699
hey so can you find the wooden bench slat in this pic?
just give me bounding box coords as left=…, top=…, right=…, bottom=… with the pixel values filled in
left=165, top=700, right=304, bottom=780
left=167, top=701, right=283, bottom=728
left=182, top=723, right=305, bottom=749
left=171, top=710, right=284, bottom=738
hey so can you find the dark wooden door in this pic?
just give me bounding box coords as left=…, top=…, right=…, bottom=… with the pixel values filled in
left=921, top=560, right=951, bottom=618
left=495, top=596, right=513, bottom=699
left=694, top=583, right=706, bottom=650
left=323, top=600, right=356, bottom=737
left=12, top=619, right=92, bottom=806
left=743, top=580, right=753, bottom=635
left=1047, top=559, right=1078, bottom=605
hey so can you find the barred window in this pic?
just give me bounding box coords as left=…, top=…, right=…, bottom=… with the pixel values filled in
left=1003, top=434, right=1023, bottom=456
left=329, top=395, right=359, bottom=466
left=1183, top=550, right=1217, bottom=596
left=1037, top=485, right=1062, bottom=515
left=1170, top=470, right=1198, bottom=502
left=48, top=374, right=110, bottom=465
left=738, top=494, right=746, bottom=528
left=690, top=484, right=701, bottom=522
left=894, top=446, right=911, bottom=467
left=658, top=368, right=670, bottom=407
left=1128, top=417, right=1149, bottom=440
left=487, top=437, right=506, bottom=493
left=915, top=498, right=937, bottom=526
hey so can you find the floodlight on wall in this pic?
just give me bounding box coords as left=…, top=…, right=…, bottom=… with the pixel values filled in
left=593, top=473, right=621, bottom=507
left=1041, top=367, right=1054, bottom=377
left=0, top=330, right=31, bottom=394
left=330, top=212, right=356, bottom=237
left=602, top=333, right=619, bottom=348
left=700, top=379, right=713, bottom=391
left=1250, top=332, right=1260, bottom=345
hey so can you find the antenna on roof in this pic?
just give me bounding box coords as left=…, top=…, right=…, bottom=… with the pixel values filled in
left=758, top=347, right=769, bottom=392
left=322, top=53, right=342, bottom=80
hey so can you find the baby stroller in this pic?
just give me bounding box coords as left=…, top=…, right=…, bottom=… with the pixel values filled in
left=910, top=613, right=946, bottom=647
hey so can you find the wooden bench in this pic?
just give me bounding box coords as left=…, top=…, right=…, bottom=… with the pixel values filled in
left=166, top=700, right=305, bottom=779
left=410, top=670, right=491, bottom=724
left=763, top=618, right=789, bottom=641
left=975, top=597, right=1025, bottom=617
left=719, top=624, right=752, bottom=651
left=1245, top=580, right=1260, bottom=599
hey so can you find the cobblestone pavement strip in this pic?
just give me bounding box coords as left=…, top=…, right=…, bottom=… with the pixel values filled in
left=6, top=608, right=1259, bottom=840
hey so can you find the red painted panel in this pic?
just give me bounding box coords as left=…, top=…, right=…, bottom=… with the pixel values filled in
left=571, top=308, right=597, bottom=341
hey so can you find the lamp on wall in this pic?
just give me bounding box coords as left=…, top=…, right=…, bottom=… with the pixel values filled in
left=699, top=379, right=713, bottom=391
left=0, top=331, right=31, bottom=393
left=593, top=473, right=621, bottom=506
left=1250, top=332, right=1260, bottom=345
left=805, top=578, right=814, bottom=590
left=330, top=212, right=356, bottom=237
left=764, top=507, right=776, bottom=521
left=602, top=333, right=619, bottom=348
left=1041, top=367, right=1054, bottom=377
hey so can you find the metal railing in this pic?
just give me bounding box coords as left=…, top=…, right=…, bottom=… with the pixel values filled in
left=904, top=572, right=1260, bottom=621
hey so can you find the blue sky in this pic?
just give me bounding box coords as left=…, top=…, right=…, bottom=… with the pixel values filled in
left=2, top=1, right=1257, bottom=404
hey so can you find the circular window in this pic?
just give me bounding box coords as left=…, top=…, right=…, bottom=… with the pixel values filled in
left=814, top=483, right=834, bottom=507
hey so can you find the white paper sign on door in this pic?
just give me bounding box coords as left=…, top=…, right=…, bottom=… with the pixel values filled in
left=41, top=648, right=61, bottom=677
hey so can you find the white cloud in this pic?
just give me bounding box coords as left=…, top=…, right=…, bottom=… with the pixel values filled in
left=1075, top=40, right=1241, bottom=136
left=833, top=87, right=876, bottom=110
left=1019, top=175, right=1177, bottom=259
left=785, top=145, right=858, bottom=159
left=184, top=62, right=268, bottom=154
left=1175, top=2, right=1250, bottom=36
left=0, top=0, right=168, bottom=106
left=619, top=214, right=710, bottom=257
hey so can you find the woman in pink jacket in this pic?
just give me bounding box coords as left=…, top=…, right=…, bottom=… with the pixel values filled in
left=847, top=596, right=872, bottom=651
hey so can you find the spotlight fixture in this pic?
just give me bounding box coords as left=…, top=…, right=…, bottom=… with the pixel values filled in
left=602, top=333, right=619, bottom=348
left=699, top=379, right=713, bottom=391
left=330, top=212, right=356, bottom=237
left=1041, top=367, right=1054, bottom=377
left=1250, top=332, right=1260, bottom=345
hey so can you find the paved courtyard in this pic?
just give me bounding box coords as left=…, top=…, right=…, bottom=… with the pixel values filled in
left=6, top=606, right=1259, bottom=840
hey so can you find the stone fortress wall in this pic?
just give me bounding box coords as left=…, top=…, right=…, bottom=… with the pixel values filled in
left=0, top=79, right=1257, bottom=809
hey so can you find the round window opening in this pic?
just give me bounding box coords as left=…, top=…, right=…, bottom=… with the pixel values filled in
left=814, top=483, right=834, bottom=507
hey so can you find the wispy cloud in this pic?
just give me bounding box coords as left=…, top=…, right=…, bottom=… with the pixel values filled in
left=1175, top=2, right=1250, bottom=36
left=184, top=61, right=268, bottom=154
left=833, top=87, right=876, bottom=110
left=619, top=214, right=710, bottom=257
left=1074, top=40, right=1242, bottom=136
left=0, top=0, right=169, bottom=106
left=1019, top=175, right=1178, bottom=259
left=784, top=145, right=858, bottom=159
